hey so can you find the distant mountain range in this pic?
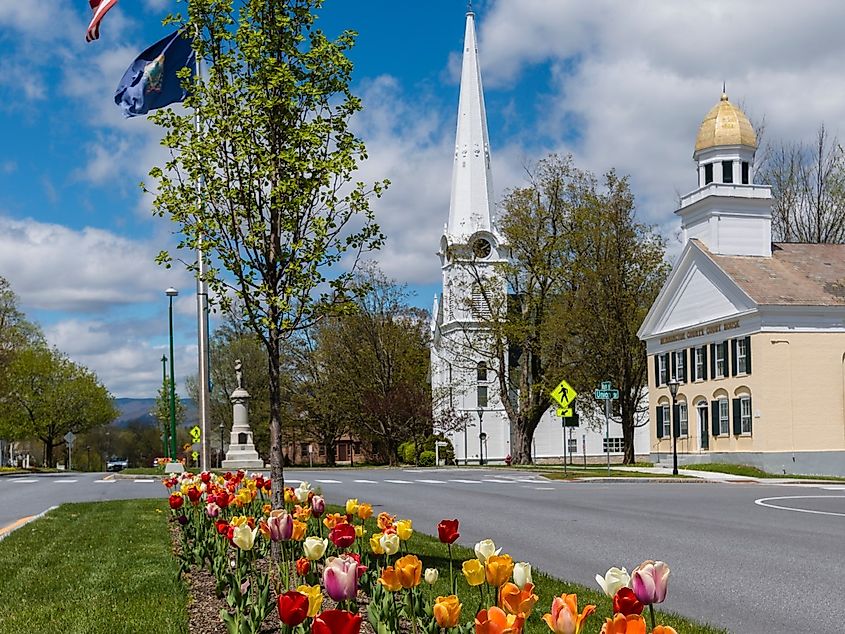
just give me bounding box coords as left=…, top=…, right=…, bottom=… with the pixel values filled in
left=113, top=398, right=199, bottom=427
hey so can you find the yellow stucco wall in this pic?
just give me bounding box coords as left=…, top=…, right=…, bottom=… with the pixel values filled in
left=649, top=332, right=845, bottom=454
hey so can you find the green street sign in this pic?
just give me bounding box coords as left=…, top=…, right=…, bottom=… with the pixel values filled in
left=594, top=388, right=620, bottom=400
left=600, top=381, right=612, bottom=390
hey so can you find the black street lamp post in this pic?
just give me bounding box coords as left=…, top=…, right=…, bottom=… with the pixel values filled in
left=477, top=407, right=485, bottom=466
left=668, top=378, right=680, bottom=475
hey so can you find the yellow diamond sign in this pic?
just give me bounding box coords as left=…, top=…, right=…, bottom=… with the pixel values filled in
left=550, top=379, right=577, bottom=410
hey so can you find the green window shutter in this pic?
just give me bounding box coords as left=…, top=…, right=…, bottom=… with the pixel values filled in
left=682, top=349, right=689, bottom=383
left=730, top=339, right=738, bottom=376
left=653, top=355, right=660, bottom=386
left=709, top=343, right=716, bottom=378
left=670, top=351, right=677, bottom=380
left=745, top=336, right=752, bottom=374
left=702, top=346, right=709, bottom=381
left=732, top=398, right=742, bottom=435
left=656, top=406, right=664, bottom=438
left=711, top=400, right=720, bottom=436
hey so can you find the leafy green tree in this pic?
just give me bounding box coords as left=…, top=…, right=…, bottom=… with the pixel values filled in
left=148, top=0, right=386, bottom=503
left=0, top=277, right=42, bottom=394
left=152, top=377, right=186, bottom=458
left=0, top=347, right=118, bottom=467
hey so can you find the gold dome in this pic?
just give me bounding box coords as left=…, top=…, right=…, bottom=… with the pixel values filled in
left=694, top=92, right=757, bottom=153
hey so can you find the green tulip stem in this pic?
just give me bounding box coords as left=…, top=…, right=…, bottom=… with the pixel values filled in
left=447, top=544, right=454, bottom=594
left=409, top=589, right=418, bottom=634
left=649, top=604, right=656, bottom=631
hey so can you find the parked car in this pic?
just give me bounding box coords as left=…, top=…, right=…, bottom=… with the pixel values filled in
left=106, top=457, right=129, bottom=472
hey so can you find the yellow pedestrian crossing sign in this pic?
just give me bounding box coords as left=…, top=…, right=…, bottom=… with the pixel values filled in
left=556, top=407, right=574, bottom=417
left=190, top=426, right=201, bottom=443
left=550, top=379, right=577, bottom=409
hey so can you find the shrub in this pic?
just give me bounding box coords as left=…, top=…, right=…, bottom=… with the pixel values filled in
left=418, top=450, right=436, bottom=467
left=398, top=441, right=416, bottom=464
left=421, top=434, right=455, bottom=465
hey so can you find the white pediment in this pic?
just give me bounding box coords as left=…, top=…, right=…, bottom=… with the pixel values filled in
left=639, top=241, right=756, bottom=341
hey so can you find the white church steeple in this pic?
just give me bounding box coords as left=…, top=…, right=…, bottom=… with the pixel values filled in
left=447, top=10, right=494, bottom=241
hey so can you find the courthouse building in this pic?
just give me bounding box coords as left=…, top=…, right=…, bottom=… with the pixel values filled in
left=638, top=92, right=845, bottom=476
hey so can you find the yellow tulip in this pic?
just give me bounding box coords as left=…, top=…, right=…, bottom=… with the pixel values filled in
left=486, top=554, right=514, bottom=588
left=296, top=584, right=323, bottom=617
left=395, top=554, right=422, bottom=588
left=378, top=566, right=402, bottom=592
left=370, top=532, right=385, bottom=555
left=345, top=498, right=359, bottom=514
left=232, top=524, right=258, bottom=551
left=433, top=595, right=462, bottom=628
left=291, top=520, right=307, bottom=541
left=355, top=525, right=367, bottom=538
left=395, top=519, right=413, bottom=541
left=463, top=558, right=485, bottom=586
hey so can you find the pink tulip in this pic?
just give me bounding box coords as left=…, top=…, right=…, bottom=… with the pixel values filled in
left=205, top=502, right=220, bottom=518
left=311, top=495, right=326, bottom=517
left=266, top=509, right=293, bottom=541
left=323, top=555, right=358, bottom=602
left=631, top=560, right=670, bottom=605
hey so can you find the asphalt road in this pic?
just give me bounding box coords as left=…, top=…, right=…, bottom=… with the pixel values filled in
left=2, top=468, right=843, bottom=633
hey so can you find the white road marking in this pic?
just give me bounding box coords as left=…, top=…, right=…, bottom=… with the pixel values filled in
left=95, top=480, right=115, bottom=484
left=133, top=479, right=155, bottom=483
left=482, top=478, right=515, bottom=483
left=415, top=479, right=445, bottom=484
left=52, top=479, right=78, bottom=483
left=10, top=478, right=37, bottom=483
left=353, top=479, right=377, bottom=484
left=285, top=479, right=301, bottom=484
left=534, top=486, right=555, bottom=490
left=449, top=479, right=480, bottom=484
left=384, top=479, right=413, bottom=484
left=823, top=486, right=845, bottom=491
left=754, top=495, right=845, bottom=518
left=314, top=479, right=342, bottom=484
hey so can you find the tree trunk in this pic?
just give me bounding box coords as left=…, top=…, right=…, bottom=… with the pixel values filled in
left=268, top=330, right=284, bottom=510
left=324, top=436, right=337, bottom=467
left=45, top=439, right=54, bottom=468
left=511, top=419, right=534, bottom=465
left=621, top=405, right=635, bottom=465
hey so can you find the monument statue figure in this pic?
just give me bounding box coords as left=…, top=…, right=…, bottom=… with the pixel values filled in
left=222, top=357, right=265, bottom=469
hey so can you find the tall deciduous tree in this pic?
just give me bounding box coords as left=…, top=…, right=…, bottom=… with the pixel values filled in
left=0, top=347, right=117, bottom=467
left=152, top=377, right=186, bottom=457
left=149, top=0, right=385, bottom=505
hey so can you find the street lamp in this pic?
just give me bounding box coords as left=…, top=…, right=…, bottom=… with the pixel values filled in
left=477, top=407, right=485, bottom=466
left=668, top=378, right=679, bottom=475
left=161, top=354, right=169, bottom=458
left=166, top=287, right=179, bottom=461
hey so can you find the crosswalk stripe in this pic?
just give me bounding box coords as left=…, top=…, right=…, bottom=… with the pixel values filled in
left=354, top=479, right=377, bottom=483
left=133, top=479, right=155, bottom=483
left=314, top=479, right=341, bottom=484
left=285, top=479, right=302, bottom=484
left=53, top=479, right=78, bottom=483
left=384, top=479, right=413, bottom=484
left=482, top=478, right=515, bottom=483
left=10, top=478, right=37, bottom=483
left=534, top=486, right=555, bottom=490
left=449, top=479, right=480, bottom=484
left=415, top=479, right=445, bottom=484
left=95, top=480, right=115, bottom=484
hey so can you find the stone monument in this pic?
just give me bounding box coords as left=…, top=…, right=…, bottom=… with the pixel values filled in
left=221, top=360, right=265, bottom=469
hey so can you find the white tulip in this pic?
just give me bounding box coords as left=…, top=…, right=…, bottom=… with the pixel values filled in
left=424, top=568, right=439, bottom=585
left=295, top=481, right=312, bottom=503
left=303, top=536, right=328, bottom=560
left=474, top=539, right=502, bottom=564
left=513, top=562, right=533, bottom=589
left=380, top=532, right=400, bottom=556
left=595, top=566, right=630, bottom=597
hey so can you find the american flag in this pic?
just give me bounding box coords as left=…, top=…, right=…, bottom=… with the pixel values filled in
left=86, top=0, right=119, bottom=43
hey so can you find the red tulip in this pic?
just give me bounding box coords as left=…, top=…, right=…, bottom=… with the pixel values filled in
left=278, top=590, right=309, bottom=626
left=438, top=518, right=460, bottom=544
left=329, top=522, right=356, bottom=549
left=613, top=587, right=644, bottom=616
left=296, top=557, right=311, bottom=577
left=186, top=487, right=202, bottom=504
left=312, top=609, right=362, bottom=634
left=168, top=494, right=183, bottom=510
left=215, top=519, right=229, bottom=535
left=200, top=471, right=211, bottom=484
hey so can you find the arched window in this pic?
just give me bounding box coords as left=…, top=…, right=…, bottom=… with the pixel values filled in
left=476, top=361, right=488, bottom=408
left=477, top=361, right=487, bottom=382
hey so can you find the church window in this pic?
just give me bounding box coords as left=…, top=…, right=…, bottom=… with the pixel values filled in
left=477, top=385, right=488, bottom=408
left=722, top=161, right=733, bottom=184
left=477, top=361, right=487, bottom=382
left=704, top=163, right=713, bottom=185
left=471, top=285, right=491, bottom=318
left=741, top=161, right=750, bottom=184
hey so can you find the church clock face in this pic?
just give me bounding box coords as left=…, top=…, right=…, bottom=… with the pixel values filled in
left=472, top=238, right=492, bottom=259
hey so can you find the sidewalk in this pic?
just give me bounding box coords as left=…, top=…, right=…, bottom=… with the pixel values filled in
left=613, top=465, right=758, bottom=482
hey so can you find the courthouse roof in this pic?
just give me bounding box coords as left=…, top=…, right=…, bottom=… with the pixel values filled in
left=697, top=240, right=845, bottom=306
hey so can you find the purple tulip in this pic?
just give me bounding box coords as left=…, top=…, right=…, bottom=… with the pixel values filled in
left=205, top=502, right=220, bottom=518
left=323, top=555, right=358, bottom=602
left=631, top=560, right=670, bottom=605
left=266, top=509, right=293, bottom=541
left=311, top=494, right=326, bottom=517
left=177, top=514, right=188, bottom=526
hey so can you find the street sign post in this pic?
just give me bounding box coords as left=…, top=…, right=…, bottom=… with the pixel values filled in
left=595, top=381, right=619, bottom=474
left=64, top=432, right=75, bottom=471
left=550, top=379, right=577, bottom=410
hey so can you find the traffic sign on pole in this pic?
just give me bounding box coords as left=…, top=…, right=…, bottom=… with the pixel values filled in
left=594, top=389, right=620, bottom=400
left=551, top=379, right=577, bottom=409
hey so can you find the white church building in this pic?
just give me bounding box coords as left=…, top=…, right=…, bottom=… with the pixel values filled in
left=430, top=11, right=650, bottom=464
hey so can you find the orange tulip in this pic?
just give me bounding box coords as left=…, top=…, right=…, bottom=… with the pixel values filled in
left=652, top=627, right=678, bottom=634
left=357, top=502, right=373, bottom=520
left=394, top=554, right=422, bottom=588
left=475, top=606, right=524, bottom=634
left=378, top=566, right=402, bottom=592
left=499, top=582, right=538, bottom=617
left=485, top=554, right=514, bottom=588
left=542, top=594, right=595, bottom=634
left=434, top=595, right=462, bottom=628
left=294, top=504, right=312, bottom=521
left=323, top=512, right=347, bottom=530
left=291, top=519, right=307, bottom=541
left=599, top=614, right=647, bottom=634
left=377, top=511, right=396, bottom=531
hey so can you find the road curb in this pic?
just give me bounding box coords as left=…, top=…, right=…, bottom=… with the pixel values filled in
left=113, top=473, right=163, bottom=480
left=0, top=505, right=58, bottom=542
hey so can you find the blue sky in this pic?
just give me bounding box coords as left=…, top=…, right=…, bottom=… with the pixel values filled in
left=4, top=0, right=845, bottom=397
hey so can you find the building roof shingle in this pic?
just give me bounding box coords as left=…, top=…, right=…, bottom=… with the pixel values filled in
left=696, top=240, right=845, bottom=306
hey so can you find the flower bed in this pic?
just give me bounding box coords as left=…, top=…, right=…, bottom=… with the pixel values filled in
left=166, top=471, right=712, bottom=634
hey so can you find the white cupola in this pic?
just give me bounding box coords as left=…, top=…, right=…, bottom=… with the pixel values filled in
left=676, top=91, right=773, bottom=257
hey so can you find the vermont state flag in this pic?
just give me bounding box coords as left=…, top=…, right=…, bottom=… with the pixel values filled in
left=114, top=30, right=195, bottom=118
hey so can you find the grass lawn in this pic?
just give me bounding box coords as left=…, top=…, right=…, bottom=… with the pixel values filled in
left=541, top=467, right=690, bottom=480
left=682, top=462, right=845, bottom=481
left=400, top=520, right=726, bottom=633
left=121, top=467, right=168, bottom=475
left=0, top=499, right=187, bottom=634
